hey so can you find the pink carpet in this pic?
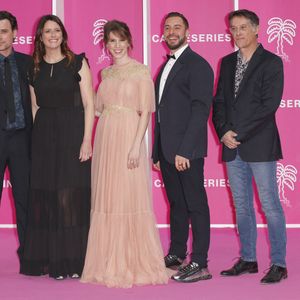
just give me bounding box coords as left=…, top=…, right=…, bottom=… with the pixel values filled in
left=1, top=228, right=299, bottom=300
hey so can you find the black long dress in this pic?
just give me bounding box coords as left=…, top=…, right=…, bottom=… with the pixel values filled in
left=20, top=54, right=91, bottom=278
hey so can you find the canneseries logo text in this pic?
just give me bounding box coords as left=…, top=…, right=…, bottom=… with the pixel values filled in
left=153, top=178, right=230, bottom=188
left=154, top=163, right=297, bottom=207
left=280, top=99, right=300, bottom=109
left=2, top=179, right=12, bottom=188
left=93, top=19, right=111, bottom=64
left=152, top=33, right=231, bottom=44
left=267, top=17, right=297, bottom=62
left=13, top=35, right=33, bottom=45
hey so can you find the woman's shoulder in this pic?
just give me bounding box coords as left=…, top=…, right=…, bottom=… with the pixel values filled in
left=73, top=53, right=87, bottom=67
left=74, top=52, right=86, bottom=61
left=130, top=59, right=149, bottom=71
left=101, top=65, right=113, bottom=79
left=128, top=60, right=151, bottom=77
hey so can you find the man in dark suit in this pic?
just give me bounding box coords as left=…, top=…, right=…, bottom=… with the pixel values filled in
left=213, top=9, right=287, bottom=284
left=152, top=12, right=214, bottom=282
left=0, top=11, right=32, bottom=266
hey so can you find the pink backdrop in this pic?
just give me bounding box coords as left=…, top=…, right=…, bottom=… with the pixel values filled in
left=151, top=0, right=300, bottom=225
left=64, top=0, right=143, bottom=88
left=238, top=0, right=300, bottom=224
left=0, top=0, right=299, bottom=226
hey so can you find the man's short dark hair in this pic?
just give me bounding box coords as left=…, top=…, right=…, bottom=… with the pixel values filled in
left=0, top=11, right=18, bottom=31
left=229, top=9, right=259, bottom=26
left=165, top=12, right=189, bottom=29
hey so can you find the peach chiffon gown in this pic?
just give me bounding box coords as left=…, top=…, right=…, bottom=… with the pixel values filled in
left=81, top=59, right=169, bottom=287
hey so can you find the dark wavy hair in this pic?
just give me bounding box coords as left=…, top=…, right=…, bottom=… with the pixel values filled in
left=103, top=20, right=133, bottom=49
left=33, top=14, right=74, bottom=74
left=0, top=11, right=18, bottom=31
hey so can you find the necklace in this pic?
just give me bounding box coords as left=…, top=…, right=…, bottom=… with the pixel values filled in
left=44, top=55, right=65, bottom=78
left=50, top=64, right=54, bottom=77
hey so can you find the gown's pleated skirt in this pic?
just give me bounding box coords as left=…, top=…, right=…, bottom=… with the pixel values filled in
left=81, top=106, right=169, bottom=288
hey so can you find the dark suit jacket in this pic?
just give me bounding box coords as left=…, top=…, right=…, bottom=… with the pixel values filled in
left=0, top=51, right=32, bottom=132
left=152, top=46, right=214, bottom=164
left=213, top=44, right=283, bottom=162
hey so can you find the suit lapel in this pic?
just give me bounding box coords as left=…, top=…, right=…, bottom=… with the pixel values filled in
left=235, top=44, right=264, bottom=99
left=14, top=52, right=27, bottom=108
left=228, top=53, right=237, bottom=102
left=159, top=47, right=191, bottom=103
left=0, top=57, right=5, bottom=89
left=0, top=71, right=4, bottom=89
left=161, top=61, right=183, bottom=102
left=155, top=61, right=167, bottom=103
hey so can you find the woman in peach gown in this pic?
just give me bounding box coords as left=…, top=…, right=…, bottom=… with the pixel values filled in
left=81, top=20, right=169, bottom=288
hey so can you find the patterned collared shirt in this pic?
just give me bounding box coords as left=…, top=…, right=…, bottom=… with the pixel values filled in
left=234, top=51, right=249, bottom=98
left=0, top=51, right=25, bottom=130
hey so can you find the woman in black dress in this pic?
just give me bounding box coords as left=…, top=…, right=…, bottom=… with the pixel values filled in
left=20, top=15, right=94, bottom=280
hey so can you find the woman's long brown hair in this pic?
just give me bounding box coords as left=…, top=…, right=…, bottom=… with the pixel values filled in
left=33, top=14, right=74, bottom=75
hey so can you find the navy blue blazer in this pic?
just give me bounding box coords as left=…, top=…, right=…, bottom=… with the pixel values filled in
left=213, top=44, right=283, bottom=162
left=152, top=46, right=214, bottom=164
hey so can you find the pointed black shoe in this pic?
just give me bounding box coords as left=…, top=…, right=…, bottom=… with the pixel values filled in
left=220, top=258, right=258, bottom=276
left=164, top=254, right=185, bottom=269
left=260, top=265, right=287, bottom=284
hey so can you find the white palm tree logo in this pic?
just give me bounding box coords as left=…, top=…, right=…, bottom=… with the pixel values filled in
left=277, top=163, right=297, bottom=207
left=267, top=17, right=296, bottom=62
left=93, top=19, right=110, bottom=64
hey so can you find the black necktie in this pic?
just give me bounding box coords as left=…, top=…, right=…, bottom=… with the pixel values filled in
left=4, top=57, right=16, bottom=123
left=167, top=54, right=176, bottom=60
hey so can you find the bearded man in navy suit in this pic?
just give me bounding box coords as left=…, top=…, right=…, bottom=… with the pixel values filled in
left=152, top=12, right=214, bottom=283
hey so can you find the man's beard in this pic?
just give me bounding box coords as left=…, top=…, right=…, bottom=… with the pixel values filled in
left=165, top=35, right=186, bottom=50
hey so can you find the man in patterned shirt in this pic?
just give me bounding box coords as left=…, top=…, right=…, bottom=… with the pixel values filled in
left=213, top=9, right=287, bottom=284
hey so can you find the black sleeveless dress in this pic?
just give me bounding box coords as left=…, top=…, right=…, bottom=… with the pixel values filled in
left=21, top=54, right=91, bottom=278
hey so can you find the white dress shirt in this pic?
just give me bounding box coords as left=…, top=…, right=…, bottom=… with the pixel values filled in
left=159, top=44, right=189, bottom=103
